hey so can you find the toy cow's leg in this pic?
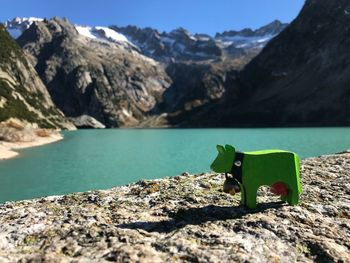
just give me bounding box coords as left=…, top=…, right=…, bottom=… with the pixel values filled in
left=240, top=186, right=246, bottom=206
left=282, top=183, right=300, bottom=205
left=280, top=188, right=298, bottom=205
left=245, top=185, right=258, bottom=209
left=288, top=190, right=299, bottom=205
left=287, top=164, right=301, bottom=205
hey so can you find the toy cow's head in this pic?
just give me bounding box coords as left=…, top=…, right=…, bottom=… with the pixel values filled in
left=210, top=144, right=236, bottom=173
left=211, top=144, right=242, bottom=195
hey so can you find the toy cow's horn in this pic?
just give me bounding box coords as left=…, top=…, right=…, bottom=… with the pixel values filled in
left=216, top=145, right=225, bottom=154
left=225, top=144, right=235, bottom=152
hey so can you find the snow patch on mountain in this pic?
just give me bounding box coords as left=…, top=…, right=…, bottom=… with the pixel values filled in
left=75, top=25, right=130, bottom=44
left=75, top=26, right=97, bottom=39
left=9, top=17, right=43, bottom=25
left=94, top=27, right=129, bottom=42
left=216, top=34, right=275, bottom=49
left=161, top=36, right=176, bottom=45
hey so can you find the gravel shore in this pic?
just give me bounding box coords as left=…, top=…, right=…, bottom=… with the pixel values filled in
left=0, top=152, right=349, bottom=262
left=0, top=132, right=63, bottom=160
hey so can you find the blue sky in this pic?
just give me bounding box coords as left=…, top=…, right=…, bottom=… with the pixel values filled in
left=1, top=0, right=305, bottom=35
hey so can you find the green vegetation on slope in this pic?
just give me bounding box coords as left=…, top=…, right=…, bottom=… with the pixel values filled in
left=0, top=24, right=27, bottom=68
left=0, top=80, right=39, bottom=123
left=0, top=24, right=65, bottom=128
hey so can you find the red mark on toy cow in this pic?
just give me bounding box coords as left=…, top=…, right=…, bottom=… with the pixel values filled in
left=271, top=182, right=288, bottom=196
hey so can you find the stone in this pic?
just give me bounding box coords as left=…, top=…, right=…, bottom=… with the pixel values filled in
left=69, top=115, right=106, bottom=129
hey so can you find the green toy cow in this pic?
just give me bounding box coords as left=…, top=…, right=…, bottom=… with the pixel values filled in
left=210, top=144, right=302, bottom=209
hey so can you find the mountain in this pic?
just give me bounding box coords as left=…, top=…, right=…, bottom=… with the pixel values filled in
left=6, top=17, right=287, bottom=66
left=111, top=20, right=287, bottom=63
left=176, top=0, right=350, bottom=127
left=0, top=24, right=74, bottom=129
left=109, top=21, right=286, bottom=115
left=155, top=61, right=231, bottom=114
left=13, top=17, right=172, bottom=127
left=4, top=17, right=284, bottom=127
left=4, top=17, right=287, bottom=128
left=215, top=20, right=287, bottom=40
left=110, top=26, right=222, bottom=62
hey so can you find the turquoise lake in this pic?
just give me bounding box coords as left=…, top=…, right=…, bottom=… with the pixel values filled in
left=1, top=128, right=350, bottom=203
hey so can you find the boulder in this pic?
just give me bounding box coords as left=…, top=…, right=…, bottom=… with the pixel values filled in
left=69, top=115, right=106, bottom=129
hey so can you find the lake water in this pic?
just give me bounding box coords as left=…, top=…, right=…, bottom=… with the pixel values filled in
left=1, top=128, right=350, bottom=203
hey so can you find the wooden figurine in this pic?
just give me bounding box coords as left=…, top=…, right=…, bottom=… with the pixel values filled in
left=211, top=144, right=302, bottom=209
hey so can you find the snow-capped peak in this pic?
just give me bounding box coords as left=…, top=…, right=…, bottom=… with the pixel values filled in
left=8, top=17, right=43, bottom=25
left=4, top=17, right=130, bottom=45
left=4, top=17, right=43, bottom=29
left=4, top=17, right=43, bottom=39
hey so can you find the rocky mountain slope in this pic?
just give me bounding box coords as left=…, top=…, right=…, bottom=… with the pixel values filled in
left=183, top=0, right=350, bottom=127
left=15, top=17, right=172, bottom=127
left=156, top=61, right=230, bottom=114
left=0, top=24, right=74, bottom=129
left=0, top=151, right=349, bottom=262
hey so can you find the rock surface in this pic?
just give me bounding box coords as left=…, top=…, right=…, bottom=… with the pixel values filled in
left=157, top=62, right=228, bottom=114
left=0, top=152, right=349, bottom=262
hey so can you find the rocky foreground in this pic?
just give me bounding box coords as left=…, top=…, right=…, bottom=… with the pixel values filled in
left=0, top=153, right=349, bottom=262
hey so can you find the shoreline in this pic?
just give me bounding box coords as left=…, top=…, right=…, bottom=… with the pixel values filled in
left=0, top=133, right=63, bottom=160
